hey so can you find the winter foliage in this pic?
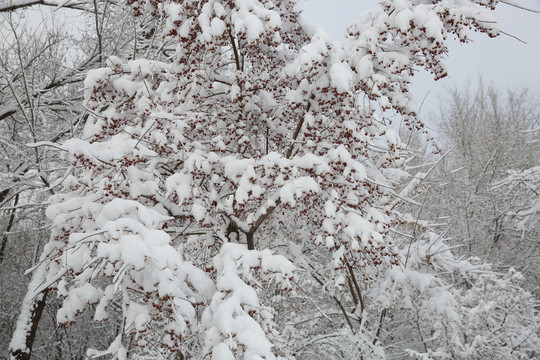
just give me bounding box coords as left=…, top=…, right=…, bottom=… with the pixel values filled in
left=3, top=0, right=540, bottom=359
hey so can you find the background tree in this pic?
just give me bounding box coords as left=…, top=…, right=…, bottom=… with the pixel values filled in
left=425, top=81, right=540, bottom=296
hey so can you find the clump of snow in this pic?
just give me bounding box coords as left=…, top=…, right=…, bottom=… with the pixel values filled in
left=329, top=62, right=353, bottom=93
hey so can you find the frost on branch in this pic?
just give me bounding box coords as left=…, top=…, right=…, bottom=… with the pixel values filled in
left=13, top=0, right=529, bottom=358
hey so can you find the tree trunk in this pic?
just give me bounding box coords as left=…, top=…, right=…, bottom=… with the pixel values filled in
left=9, top=264, right=49, bottom=360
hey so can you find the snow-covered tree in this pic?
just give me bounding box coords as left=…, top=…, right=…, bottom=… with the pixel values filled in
left=496, top=161, right=540, bottom=296
left=9, top=0, right=539, bottom=359
left=424, top=268, right=540, bottom=359
left=425, top=82, right=540, bottom=297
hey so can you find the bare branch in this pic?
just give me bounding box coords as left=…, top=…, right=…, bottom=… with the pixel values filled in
left=500, top=0, right=540, bottom=13
left=0, top=0, right=90, bottom=12
left=500, top=30, right=527, bottom=44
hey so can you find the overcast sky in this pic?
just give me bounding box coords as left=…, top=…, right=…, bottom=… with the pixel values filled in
left=301, top=0, right=540, bottom=118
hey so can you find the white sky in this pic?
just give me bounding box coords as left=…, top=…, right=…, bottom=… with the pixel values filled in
left=301, top=0, right=540, bottom=117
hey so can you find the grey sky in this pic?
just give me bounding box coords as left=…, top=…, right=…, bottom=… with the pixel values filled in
left=301, top=0, right=540, bottom=118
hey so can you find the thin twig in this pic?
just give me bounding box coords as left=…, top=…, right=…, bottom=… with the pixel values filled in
left=500, top=30, right=527, bottom=44
left=500, top=0, right=540, bottom=13
left=293, top=279, right=333, bottom=322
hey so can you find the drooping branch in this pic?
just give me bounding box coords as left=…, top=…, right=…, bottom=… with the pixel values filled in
left=0, top=55, right=99, bottom=124
left=0, top=105, right=18, bottom=122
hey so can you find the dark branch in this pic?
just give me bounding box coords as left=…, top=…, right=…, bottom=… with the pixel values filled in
left=0, top=0, right=90, bottom=12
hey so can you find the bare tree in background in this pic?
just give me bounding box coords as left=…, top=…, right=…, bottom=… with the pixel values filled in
left=426, top=80, right=540, bottom=295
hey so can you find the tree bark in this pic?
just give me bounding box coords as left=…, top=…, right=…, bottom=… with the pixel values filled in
left=246, top=232, right=254, bottom=250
